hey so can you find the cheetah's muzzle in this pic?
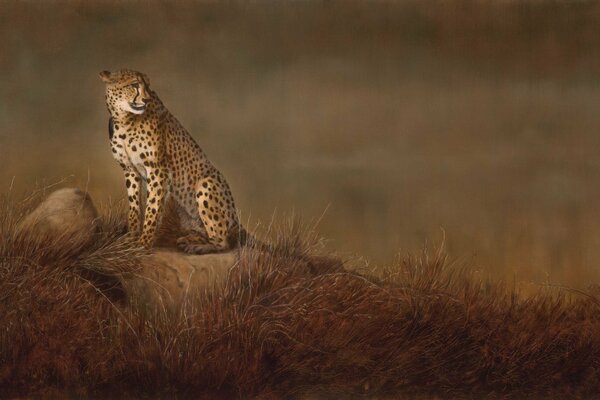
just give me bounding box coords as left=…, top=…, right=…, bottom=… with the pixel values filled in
left=129, top=102, right=146, bottom=112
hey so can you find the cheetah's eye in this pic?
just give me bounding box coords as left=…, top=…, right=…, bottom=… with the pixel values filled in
left=130, top=82, right=140, bottom=89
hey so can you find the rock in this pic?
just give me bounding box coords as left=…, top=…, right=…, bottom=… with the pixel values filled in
left=18, top=188, right=99, bottom=249
left=123, top=249, right=238, bottom=310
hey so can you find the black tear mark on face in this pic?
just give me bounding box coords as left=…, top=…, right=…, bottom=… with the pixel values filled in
left=108, top=117, right=114, bottom=140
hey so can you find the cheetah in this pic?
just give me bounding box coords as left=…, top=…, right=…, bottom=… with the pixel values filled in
left=99, top=69, right=254, bottom=254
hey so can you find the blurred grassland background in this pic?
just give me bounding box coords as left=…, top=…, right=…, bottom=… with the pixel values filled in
left=1, top=0, right=600, bottom=287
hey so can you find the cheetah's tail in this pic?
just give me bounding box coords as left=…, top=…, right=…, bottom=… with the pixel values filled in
left=237, top=227, right=274, bottom=253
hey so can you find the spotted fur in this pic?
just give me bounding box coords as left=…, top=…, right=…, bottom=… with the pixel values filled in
left=99, top=69, right=247, bottom=254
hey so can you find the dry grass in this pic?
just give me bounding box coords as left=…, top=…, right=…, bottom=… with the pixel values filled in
left=0, top=191, right=600, bottom=399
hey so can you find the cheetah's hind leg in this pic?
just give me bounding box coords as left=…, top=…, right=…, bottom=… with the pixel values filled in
left=176, top=229, right=229, bottom=255
left=176, top=230, right=210, bottom=254
left=188, top=177, right=235, bottom=255
left=179, top=241, right=226, bottom=255
left=177, top=230, right=228, bottom=255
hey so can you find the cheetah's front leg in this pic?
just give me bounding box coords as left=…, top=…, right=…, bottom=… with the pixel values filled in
left=139, top=167, right=168, bottom=248
left=123, top=168, right=142, bottom=237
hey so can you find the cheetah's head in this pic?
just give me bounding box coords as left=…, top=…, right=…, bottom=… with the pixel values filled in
left=99, top=69, right=152, bottom=115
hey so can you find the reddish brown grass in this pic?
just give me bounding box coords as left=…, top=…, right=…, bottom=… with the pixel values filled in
left=1, top=191, right=600, bottom=399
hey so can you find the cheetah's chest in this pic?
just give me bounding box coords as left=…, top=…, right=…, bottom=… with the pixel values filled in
left=109, top=120, right=152, bottom=179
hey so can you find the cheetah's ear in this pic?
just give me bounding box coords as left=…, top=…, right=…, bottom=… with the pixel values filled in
left=140, top=73, right=150, bottom=86
left=99, top=70, right=112, bottom=83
